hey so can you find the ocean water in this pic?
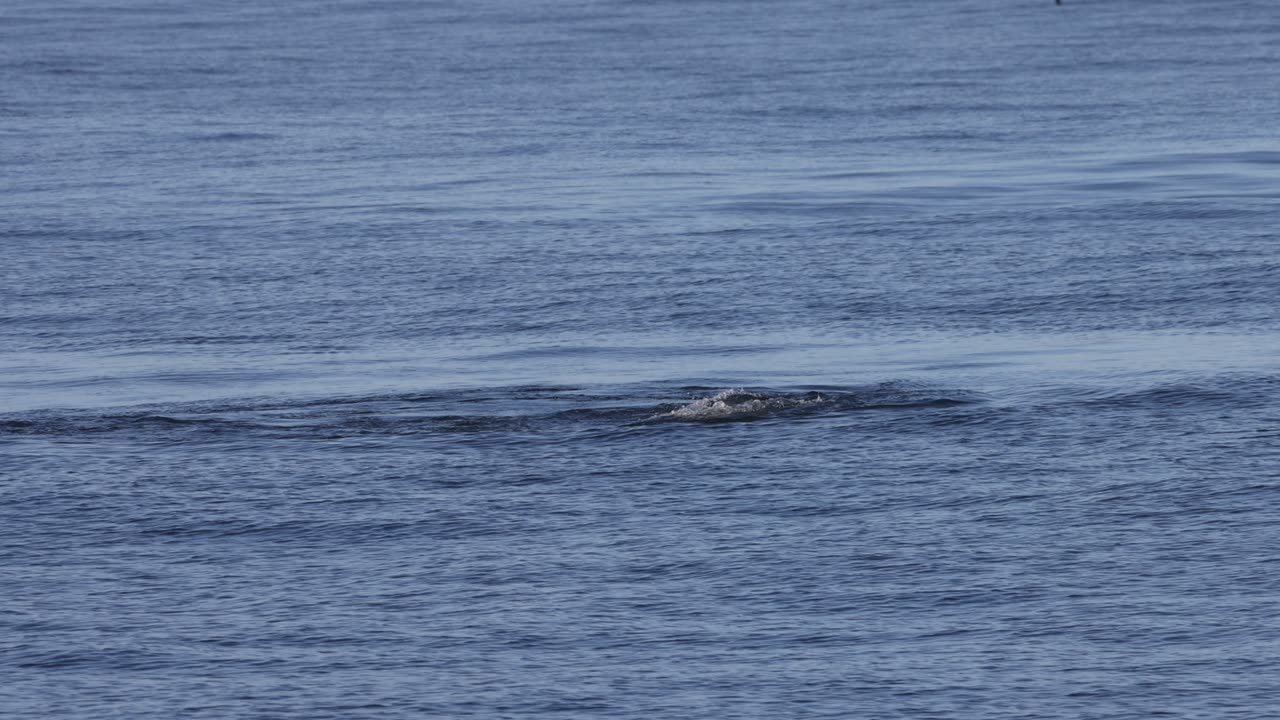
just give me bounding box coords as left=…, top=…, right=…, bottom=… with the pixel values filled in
left=3, top=0, right=1280, bottom=717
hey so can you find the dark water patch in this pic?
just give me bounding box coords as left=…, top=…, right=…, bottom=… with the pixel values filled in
left=133, top=515, right=514, bottom=544
left=187, top=132, right=279, bottom=143
left=1068, top=374, right=1280, bottom=413
left=13, top=646, right=178, bottom=672
left=1102, top=150, right=1280, bottom=171
left=467, top=344, right=793, bottom=362
left=0, top=412, right=266, bottom=440
left=1091, top=201, right=1270, bottom=222
left=0, top=382, right=984, bottom=443
left=16, top=60, right=103, bottom=76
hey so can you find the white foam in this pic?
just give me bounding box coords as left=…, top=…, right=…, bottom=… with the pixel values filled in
left=663, top=389, right=826, bottom=422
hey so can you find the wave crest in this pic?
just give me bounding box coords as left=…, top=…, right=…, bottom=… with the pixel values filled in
left=662, top=389, right=829, bottom=422
left=652, top=382, right=976, bottom=423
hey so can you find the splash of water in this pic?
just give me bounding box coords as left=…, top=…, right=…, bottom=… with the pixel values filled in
left=661, top=389, right=829, bottom=422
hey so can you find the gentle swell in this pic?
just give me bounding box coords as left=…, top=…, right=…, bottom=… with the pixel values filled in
left=0, top=382, right=982, bottom=442
left=649, top=383, right=977, bottom=424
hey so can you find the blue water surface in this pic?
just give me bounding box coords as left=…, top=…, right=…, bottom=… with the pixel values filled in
left=3, top=1, right=1280, bottom=717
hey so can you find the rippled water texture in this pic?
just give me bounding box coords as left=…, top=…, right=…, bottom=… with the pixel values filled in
left=3, top=0, right=1280, bottom=718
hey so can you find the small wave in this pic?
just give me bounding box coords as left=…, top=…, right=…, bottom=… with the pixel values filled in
left=649, top=383, right=980, bottom=424
left=0, top=382, right=983, bottom=442
left=1069, top=374, right=1280, bottom=412
left=659, top=389, right=829, bottom=423
left=0, top=412, right=258, bottom=439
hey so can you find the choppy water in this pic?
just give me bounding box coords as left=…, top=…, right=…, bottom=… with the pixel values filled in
left=4, top=0, right=1280, bottom=717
